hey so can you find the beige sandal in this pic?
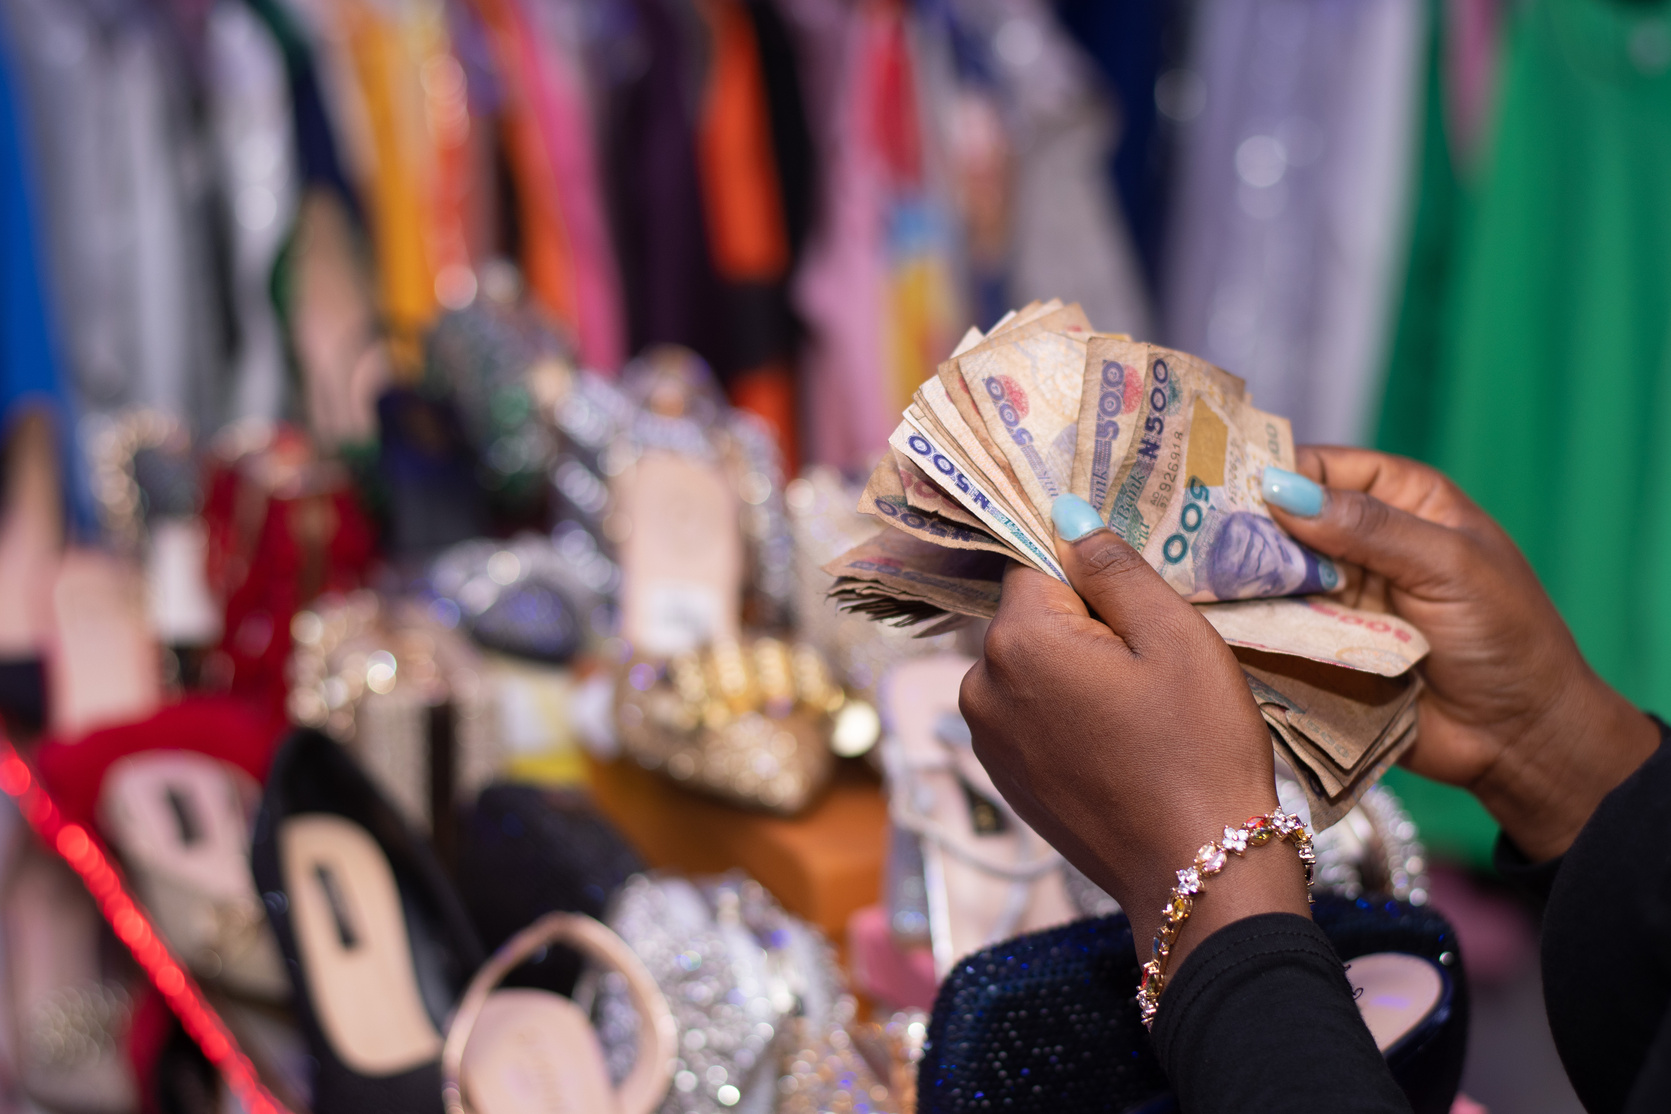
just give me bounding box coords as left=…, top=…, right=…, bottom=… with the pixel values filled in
left=441, top=911, right=676, bottom=1114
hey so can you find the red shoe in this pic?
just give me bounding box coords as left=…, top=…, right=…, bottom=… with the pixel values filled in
left=34, top=698, right=282, bottom=831
left=0, top=732, right=295, bottom=1114
left=34, top=700, right=289, bottom=1003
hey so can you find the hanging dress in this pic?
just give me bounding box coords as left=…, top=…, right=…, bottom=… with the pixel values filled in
left=1378, top=0, right=1671, bottom=866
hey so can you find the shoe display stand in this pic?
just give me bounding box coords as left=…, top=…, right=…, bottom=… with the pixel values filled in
left=584, top=754, right=887, bottom=946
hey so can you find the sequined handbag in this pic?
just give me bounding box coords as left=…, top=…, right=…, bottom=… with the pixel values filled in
left=425, top=291, right=569, bottom=518
left=918, top=896, right=1469, bottom=1114
left=596, top=873, right=906, bottom=1114
left=286, top=591, right=505, bottom=857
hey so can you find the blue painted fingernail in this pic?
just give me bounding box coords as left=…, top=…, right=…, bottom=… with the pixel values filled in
left=1051, top=494, right=1105, bottom=541
left=1262, top=467, right=1324, bottom=517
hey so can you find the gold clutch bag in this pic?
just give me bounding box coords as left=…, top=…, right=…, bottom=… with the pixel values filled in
left=614, top=637, right=868, bottom=816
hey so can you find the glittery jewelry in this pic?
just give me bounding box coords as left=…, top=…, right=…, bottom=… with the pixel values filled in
left=1136, top=808, right=1316, bottom=1029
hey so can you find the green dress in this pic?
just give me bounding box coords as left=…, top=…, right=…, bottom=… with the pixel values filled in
left=1379, top=0, right=1671, bottom=866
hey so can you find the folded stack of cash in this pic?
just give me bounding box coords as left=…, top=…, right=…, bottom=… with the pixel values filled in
left=826, top=300, right=1428, bottom=828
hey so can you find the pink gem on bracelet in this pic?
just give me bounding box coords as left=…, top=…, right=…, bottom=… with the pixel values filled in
left=1136, top=807, right=1315, bottom=1029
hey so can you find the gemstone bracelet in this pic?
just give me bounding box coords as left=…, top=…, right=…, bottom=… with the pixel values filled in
left=1137, top=807, right=1316, bottom=1029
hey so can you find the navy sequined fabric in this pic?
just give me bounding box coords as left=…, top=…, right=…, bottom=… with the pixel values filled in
left=918, top=896, right=1467, bottom=1113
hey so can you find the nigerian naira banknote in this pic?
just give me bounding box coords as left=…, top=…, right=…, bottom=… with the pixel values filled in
left=1072, top=336, right=1339, bottom=602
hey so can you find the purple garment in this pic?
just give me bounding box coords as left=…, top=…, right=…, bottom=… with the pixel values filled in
left=604, top=0, right=722, bottom=363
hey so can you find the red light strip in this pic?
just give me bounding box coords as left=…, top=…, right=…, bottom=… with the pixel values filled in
left=0, top=736, right=294, bottom=1114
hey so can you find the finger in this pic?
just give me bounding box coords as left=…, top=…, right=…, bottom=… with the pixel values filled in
left=1049, top=496, right=1195, bottom=645
left=994, top=559, right=1088, bottom=622
left=1265, top=479, right=1468, bottom=595
left=1293, top=445, right=1475, bottom=529
left=982, top=561, right=1120, bottom=678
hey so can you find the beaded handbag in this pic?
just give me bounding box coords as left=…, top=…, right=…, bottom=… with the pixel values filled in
left=918, top=896, right=1468, bottom=1114
left=596, top=873, right=907, bottom=1114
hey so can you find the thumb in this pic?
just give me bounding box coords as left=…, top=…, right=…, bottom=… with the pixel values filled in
left=1262, top=467, right=1466, bottom=594
left=1050, top=494, right=1197, bottom=646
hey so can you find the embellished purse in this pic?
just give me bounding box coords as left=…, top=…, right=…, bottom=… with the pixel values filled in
left=613, top=637, right=875, bottom=816
left=918, top=896, right=1468, bottom=1114
left=286, top=591, right=504, bottom=859
left=596, top=872, right=906, bottom=1114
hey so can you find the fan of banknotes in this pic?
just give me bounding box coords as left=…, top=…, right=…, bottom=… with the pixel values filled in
left=825, top=300, right=1430, bottom=828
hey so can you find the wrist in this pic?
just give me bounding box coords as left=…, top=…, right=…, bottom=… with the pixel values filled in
left=1138, top=829, right=1311, bottom=972
left=1474, top=669, right=1659, bottom=862
left=1125, top=806, right=1313, bottom=978
left=1131, top=807, right=1314, bottom=1027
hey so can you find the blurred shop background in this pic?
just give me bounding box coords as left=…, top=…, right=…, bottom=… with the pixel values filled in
left=3, top=0, right=1666, bottom=1110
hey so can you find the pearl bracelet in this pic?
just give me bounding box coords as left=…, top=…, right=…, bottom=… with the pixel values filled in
left=1136, top=807, right=1316, bottom=1029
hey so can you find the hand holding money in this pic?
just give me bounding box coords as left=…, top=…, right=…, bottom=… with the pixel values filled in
left=960, top=519, right=1311, bottom=966
left=1267, top=446, right=1660, bottom=858
left=827, top=301, right=1434, bottom=826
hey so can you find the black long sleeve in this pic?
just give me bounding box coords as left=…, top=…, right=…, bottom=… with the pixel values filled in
left=1497, top=720, right=1671, bottom=1114
left=1146, top=719, right=1671, bottom=1114
left=1151, top=911, right=1412, bottom=1113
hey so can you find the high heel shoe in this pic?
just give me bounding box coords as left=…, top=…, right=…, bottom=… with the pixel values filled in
left=0, top=408, right=64, bottom=734
left=46, top=550, right=163, bottom=741
left=99, top=751, right=288, bottom=1001
left=250, top=729, right=483, bottom=1114
left=31, top=699, right=288, bottom=1002
left=455, top=784, right=644, bottom=997
left=440, top=912, right=676, bottom=1114
left=33, top=692, right=279, bottom=830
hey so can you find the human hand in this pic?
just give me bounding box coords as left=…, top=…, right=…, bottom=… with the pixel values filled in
left=1264, top=446, right=1659, bottom=861
left=959, top=496, right=1310, bottom=971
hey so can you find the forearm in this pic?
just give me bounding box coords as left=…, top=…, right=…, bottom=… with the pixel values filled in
left=1151, top=913, right=1411, bottom=1114
left=1470, top=668, right=1660, bottom=862
left=1510, top=720, right=1671, bottom=1114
